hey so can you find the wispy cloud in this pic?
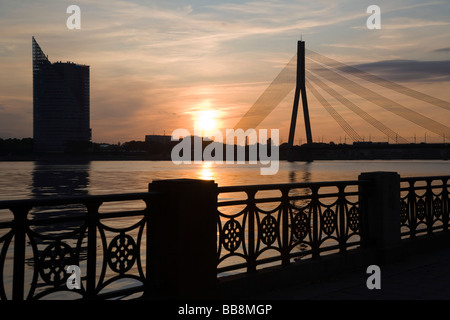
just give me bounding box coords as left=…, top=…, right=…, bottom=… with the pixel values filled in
left=348, top=59, right=450, bottom=82
left=434, top=47, right=450, bottom=53
left=383, top=19, right=450, bottom=30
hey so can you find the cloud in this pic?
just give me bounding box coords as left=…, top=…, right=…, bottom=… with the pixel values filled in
left=347, top=59, right=450, bottom=82
left=434, top=47, right=450, bottom=53
left=383, top=19, right=450, bottom=30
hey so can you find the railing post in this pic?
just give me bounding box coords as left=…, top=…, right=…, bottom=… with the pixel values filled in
left=148, top=179, right=218, bottom=299
left=246, top=189, right=257, bottom=273
left=337, top=184, right=347, bottom=254
left=85, top=201, right=101, bottom=298
left=425, top=179, right=434, bottom=235
left=310, top=186, right=320, bottom=259
left=11, top=205, right=31, bottom=300
left=408, top=180, right=417, bottom=238
left=142, top=197, right=153, bottom=298
left=281, top=187, right=290, bottom=266
left=359, top=172, right=401, bottom=264
left=443, top=178, right=449, bottom=232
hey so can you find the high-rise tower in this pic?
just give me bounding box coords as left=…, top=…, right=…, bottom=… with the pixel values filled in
left=32, top=37, right=91, bottom=154
left=288, top=40, right=312, bottom=148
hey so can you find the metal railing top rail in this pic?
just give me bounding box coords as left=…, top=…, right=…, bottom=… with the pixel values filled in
left=217, top=179, right=368, bottom=193
left=217, top=180, right=366, bottom=207
left=399, top=175, right=450, bottom=182
left=215, top=175, right=449, bottom=193
left=0, top=192, right=160, bottom=210
left=400, top=176, right=449, bottom=192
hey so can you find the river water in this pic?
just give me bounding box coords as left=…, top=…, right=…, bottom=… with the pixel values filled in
left=0, top=160, right=448, bottom=200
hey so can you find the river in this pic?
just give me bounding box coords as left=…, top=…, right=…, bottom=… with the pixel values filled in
left=0, top=160, right=448, bottom=201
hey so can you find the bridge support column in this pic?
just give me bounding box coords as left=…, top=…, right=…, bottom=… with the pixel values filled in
left=147, top=179, right=218, bottom=299
left=359, top=172, right=402, bottom=264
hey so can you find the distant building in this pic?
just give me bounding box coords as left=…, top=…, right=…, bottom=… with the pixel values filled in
left=32, top=37, right=91, bottom=153
left=145, top=135, right=172, bottom=144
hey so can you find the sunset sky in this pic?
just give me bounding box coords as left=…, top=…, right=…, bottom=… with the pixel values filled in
left=0, top=0, right=449, bottom=144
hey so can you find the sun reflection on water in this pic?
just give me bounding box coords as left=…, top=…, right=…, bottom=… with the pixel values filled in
left=197, top=161, right=215, bottom=181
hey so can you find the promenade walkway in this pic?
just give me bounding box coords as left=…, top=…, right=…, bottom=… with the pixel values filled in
left=250, top=244, right=450, bottom=300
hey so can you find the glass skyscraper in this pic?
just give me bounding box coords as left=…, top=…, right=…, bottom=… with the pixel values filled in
left=32, top=37, right=91, bottom=154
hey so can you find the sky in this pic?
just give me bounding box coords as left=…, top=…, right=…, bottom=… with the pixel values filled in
left=0, top=0, right=449, bottom=144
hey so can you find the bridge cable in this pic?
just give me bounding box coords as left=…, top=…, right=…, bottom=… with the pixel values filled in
left=306, top=58, right=450, bottom=138
left=306, top=49, right=450, bottom=112
left=233, top=55, right=296, bottom=131
left=306, top=71, right=409, bottom=143
left=306, top=79, right=363, bottom=142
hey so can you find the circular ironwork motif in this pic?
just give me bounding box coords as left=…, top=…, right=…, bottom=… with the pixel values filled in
left=400, top=200, right=408, bottom=224
left=222, top=219, right=242, bottom=252
left=260, top=215, right=277, bottom=245
left=107, top=233, right=137, bottom=273
left=416, top=199, right=426, bottom=220
left=433, top=198, right=442, bottom=218
left=39, top=241, right=75, bottom=285
left=321, top=208, right=336, bottom=236
left=292, top=211, right=309, bottom=241
left=347, top=206, right=360, bottom=232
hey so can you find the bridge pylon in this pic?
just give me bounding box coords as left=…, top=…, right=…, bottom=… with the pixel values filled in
left=288, top=40, right=312, bottom=160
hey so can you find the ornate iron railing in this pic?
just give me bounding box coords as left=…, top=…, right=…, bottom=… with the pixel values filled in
left=0, top=192, right=157, bottom=300
left=2, top=174, right=449, bottom=299
left=216, top=180, right=364, bottom=276
left=400, top=176, right=449, bottom=238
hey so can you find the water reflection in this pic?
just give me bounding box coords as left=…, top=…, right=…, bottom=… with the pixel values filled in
left=30, top=161, right=91, bottom=238
left=197, top=161, right=215, bottom=181
left=32, top=161, right=90, bottom=198
left=289, top=161, right=311, bottom=184
left=287, top=162, right=313, bottom=209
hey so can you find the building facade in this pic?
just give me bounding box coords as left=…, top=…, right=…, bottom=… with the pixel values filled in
left=32, top=37, right=91, bottom=153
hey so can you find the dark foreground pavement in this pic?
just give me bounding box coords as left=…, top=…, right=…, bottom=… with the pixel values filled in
left=249, top=245, right=450, bottom=300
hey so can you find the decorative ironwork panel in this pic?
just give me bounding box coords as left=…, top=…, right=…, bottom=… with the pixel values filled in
left=221, top=219, right=243, bottom=253
left=0, top=193, right=155, bottom=300
left=347, top=206, right=360, bottom=233
left=259, top=215, right=278, bottom=246
left=106, top=233, right=137, bottom=274
left=321, top=208, right=336, bottom=236
left=400, top=177, right=449, bottom=238
left=291, top=209, right=310, bottom=241
left=38, top=241, right=79, bottom=286
left=217, top=181, right=362, bottom=276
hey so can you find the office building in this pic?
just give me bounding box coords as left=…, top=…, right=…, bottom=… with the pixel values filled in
left=32, top=36, right=91, bottom=153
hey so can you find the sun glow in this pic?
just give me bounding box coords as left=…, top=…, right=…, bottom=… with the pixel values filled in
left=195, top=109, right=219, bottom=137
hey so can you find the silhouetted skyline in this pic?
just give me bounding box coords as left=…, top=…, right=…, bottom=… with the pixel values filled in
left=0, top=1, right=449, bottom=144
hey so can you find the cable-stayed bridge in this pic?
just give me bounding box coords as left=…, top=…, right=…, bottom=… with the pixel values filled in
left=234, top=41, right=450, bottom=151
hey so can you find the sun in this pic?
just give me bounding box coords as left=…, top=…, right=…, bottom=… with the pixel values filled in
left=195, top=110, right=218, bottom=135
